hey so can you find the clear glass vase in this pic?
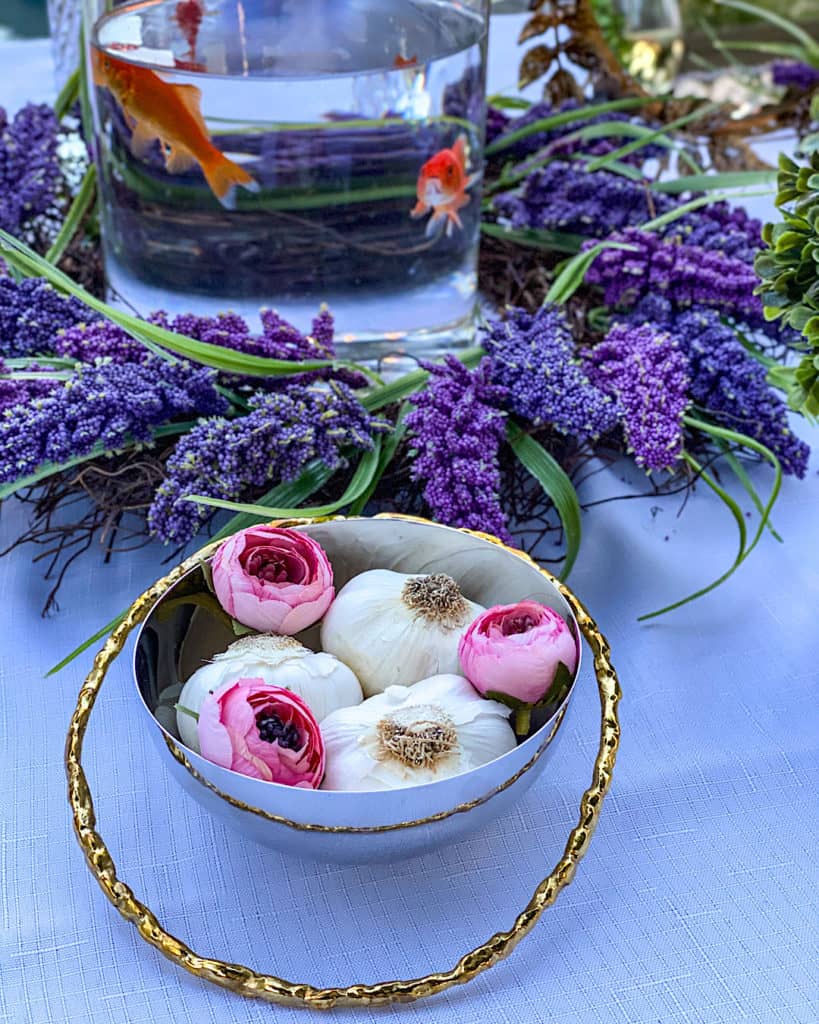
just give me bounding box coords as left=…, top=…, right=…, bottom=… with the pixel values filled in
left=82, top=0, right=491, bottom=369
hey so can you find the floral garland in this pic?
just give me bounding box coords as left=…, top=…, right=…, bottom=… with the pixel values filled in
left=0, top=78, right=812, bottom=639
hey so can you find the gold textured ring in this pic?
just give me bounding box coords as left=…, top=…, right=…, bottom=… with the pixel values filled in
left=65, top=532, right=621, bottom=1009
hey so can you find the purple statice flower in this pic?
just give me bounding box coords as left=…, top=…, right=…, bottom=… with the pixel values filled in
left=486, top=105, right=511, bottom=145
left=0, top=277, right=95, bottom=358
left=0, top=359, right=59, bottom=412
left=406, top=356, right=511, bottom=542
left=151, top=306, right=366, bottom=387
left=495, top=166, right=761, bottom=262
left=584, top=228, right=763, bottom=321
left=584, top=323, right=689, bottom=471
left=0, top=104, right=62, bottom=235
left=0, top=356, right=225, bottom=484
left=494, top=160, right=677, bottom=235
left=482, top=305, right=618, bottom=439
left=54, top=319, right=147, bottom=364
left=148, top=380, right=386, bottom=544
left=771, top=60, right=819, bottom=91
left=666, top=200, right=763, bottom=265
left=626, top=298, right=810, bottom=477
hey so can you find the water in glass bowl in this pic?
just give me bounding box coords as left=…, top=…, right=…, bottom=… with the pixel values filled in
left=89, top=0, right=488, bottom=366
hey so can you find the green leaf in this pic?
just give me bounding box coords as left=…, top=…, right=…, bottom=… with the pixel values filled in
left=45, top=164, right=97, bottom=266
left=54, top=66, right=80, bottom=121
left=186, top=438, right=383, bottom=520
left=653, top=170, right=778, bottom=194
left=507, top=424, right=581, bottom=579
left=640, top=417, right=783, bottom=620
left=544, top=241, right=637, bottom=305
left=585, top=103, right=720, bottom=173
left=641, top=188, right=775, bottom=232
left=716, top=440, right=783, bottom=542
left=487, top=94, right=532, bottom=110
left=480, top=222, right=585, bottom=254
left=46, top=611, right=127, bottom=676
left=484, top=689, right=529, bottom=711
left=485, top=96, right=659, bottom=156
left=361, top=347, right=485, bottom=412
left=717, top=39, right=811, bottom=60
left=349, top=404, right=409, bottom=516
left=175, top=703, right=200, bottom=721
left=640, top=451, right=747, bottom=620
left=716, top=0, right=819, bottom=57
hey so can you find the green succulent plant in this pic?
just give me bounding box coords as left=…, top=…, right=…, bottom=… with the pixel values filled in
left=755, top=152, right=819, bottom=415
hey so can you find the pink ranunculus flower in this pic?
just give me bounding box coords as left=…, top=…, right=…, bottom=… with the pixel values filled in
left=211, top=525, right=334, bottom=634
left=198, top=677, right=325, bottom=787
left=458, top=601, right=578, bottom=707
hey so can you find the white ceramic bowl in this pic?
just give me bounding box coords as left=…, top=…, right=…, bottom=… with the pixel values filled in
left=133, top=516, right=581, bottom=862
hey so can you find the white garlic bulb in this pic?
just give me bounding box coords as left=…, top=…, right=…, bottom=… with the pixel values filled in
left=320, top=570, right=484, bottom=697
left=175, top=634, right=363, bottom=752
left=320, top=673, right=516, bottom=791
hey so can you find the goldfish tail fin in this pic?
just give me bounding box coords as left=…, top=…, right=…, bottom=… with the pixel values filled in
left=452, top=133, right=468, bottom=168
left=202, top=153, right=259, bottom=209
left=425, top=209, right=445, bottom=238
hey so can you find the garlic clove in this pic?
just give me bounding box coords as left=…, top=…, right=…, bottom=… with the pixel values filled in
left=176, top=633, right=363, bottom=752
left=320, top=570, right=485, bottom=697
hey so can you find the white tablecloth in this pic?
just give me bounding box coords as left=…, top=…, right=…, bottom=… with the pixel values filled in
left=2, top=25, right=818, bottom=1024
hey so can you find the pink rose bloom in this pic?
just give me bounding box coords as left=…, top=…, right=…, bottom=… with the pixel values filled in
left=198, top=677, right=325, bottom=787
left=458, top=601, right=578, bottom=706
left=211, top=525, right=334, bottom=633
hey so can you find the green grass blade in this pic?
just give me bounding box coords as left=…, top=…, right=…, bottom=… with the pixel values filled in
left=640, top=188, right=774, bottom=231
left=718, top=40, right=812, bottom=60
left=585, top=103, right=720, bottom=173
left=716, top=439, right=783, bottom=541
left=507, top=424, right=581, bottom=579
left=349, top=405, right=409, bottom=515
left=480, top=222, right=585, bottom=254
left=487, top=94, right=532, bottom=110
left=46, top=611, right=127, bottom=676
left=485, top=96, right=660, bottom=156
left=545, top=241, right=637, bottom=305
left=54, top=66, right=80, bottom=121
left=186, top=439, right=382, bottom=520
left=45, top=164, right=97, bottom=266
left=640, top=416, right=783, bottom=619
left=361, top=347, right=485, bottom=412
left=653, top=170, right=778, bottom=194
left=640, top=451, right=747, bottom=619
left=210, top=461, right=335, bottom=542
left=716, top=0, right=819, bottom=56
left=0, top=229, right=377, bottom=381
left=684, top=416, right=782, bottom=562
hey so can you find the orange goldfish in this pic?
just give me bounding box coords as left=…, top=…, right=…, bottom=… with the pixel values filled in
left=92, top=50, right=258, bottom=209
left=393, top=54, right=418, bottom=69
left=410, top=135, right=478, bottom=237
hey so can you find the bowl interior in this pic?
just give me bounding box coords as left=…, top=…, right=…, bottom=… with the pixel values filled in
left=134, top=517, right=579, bottom=755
